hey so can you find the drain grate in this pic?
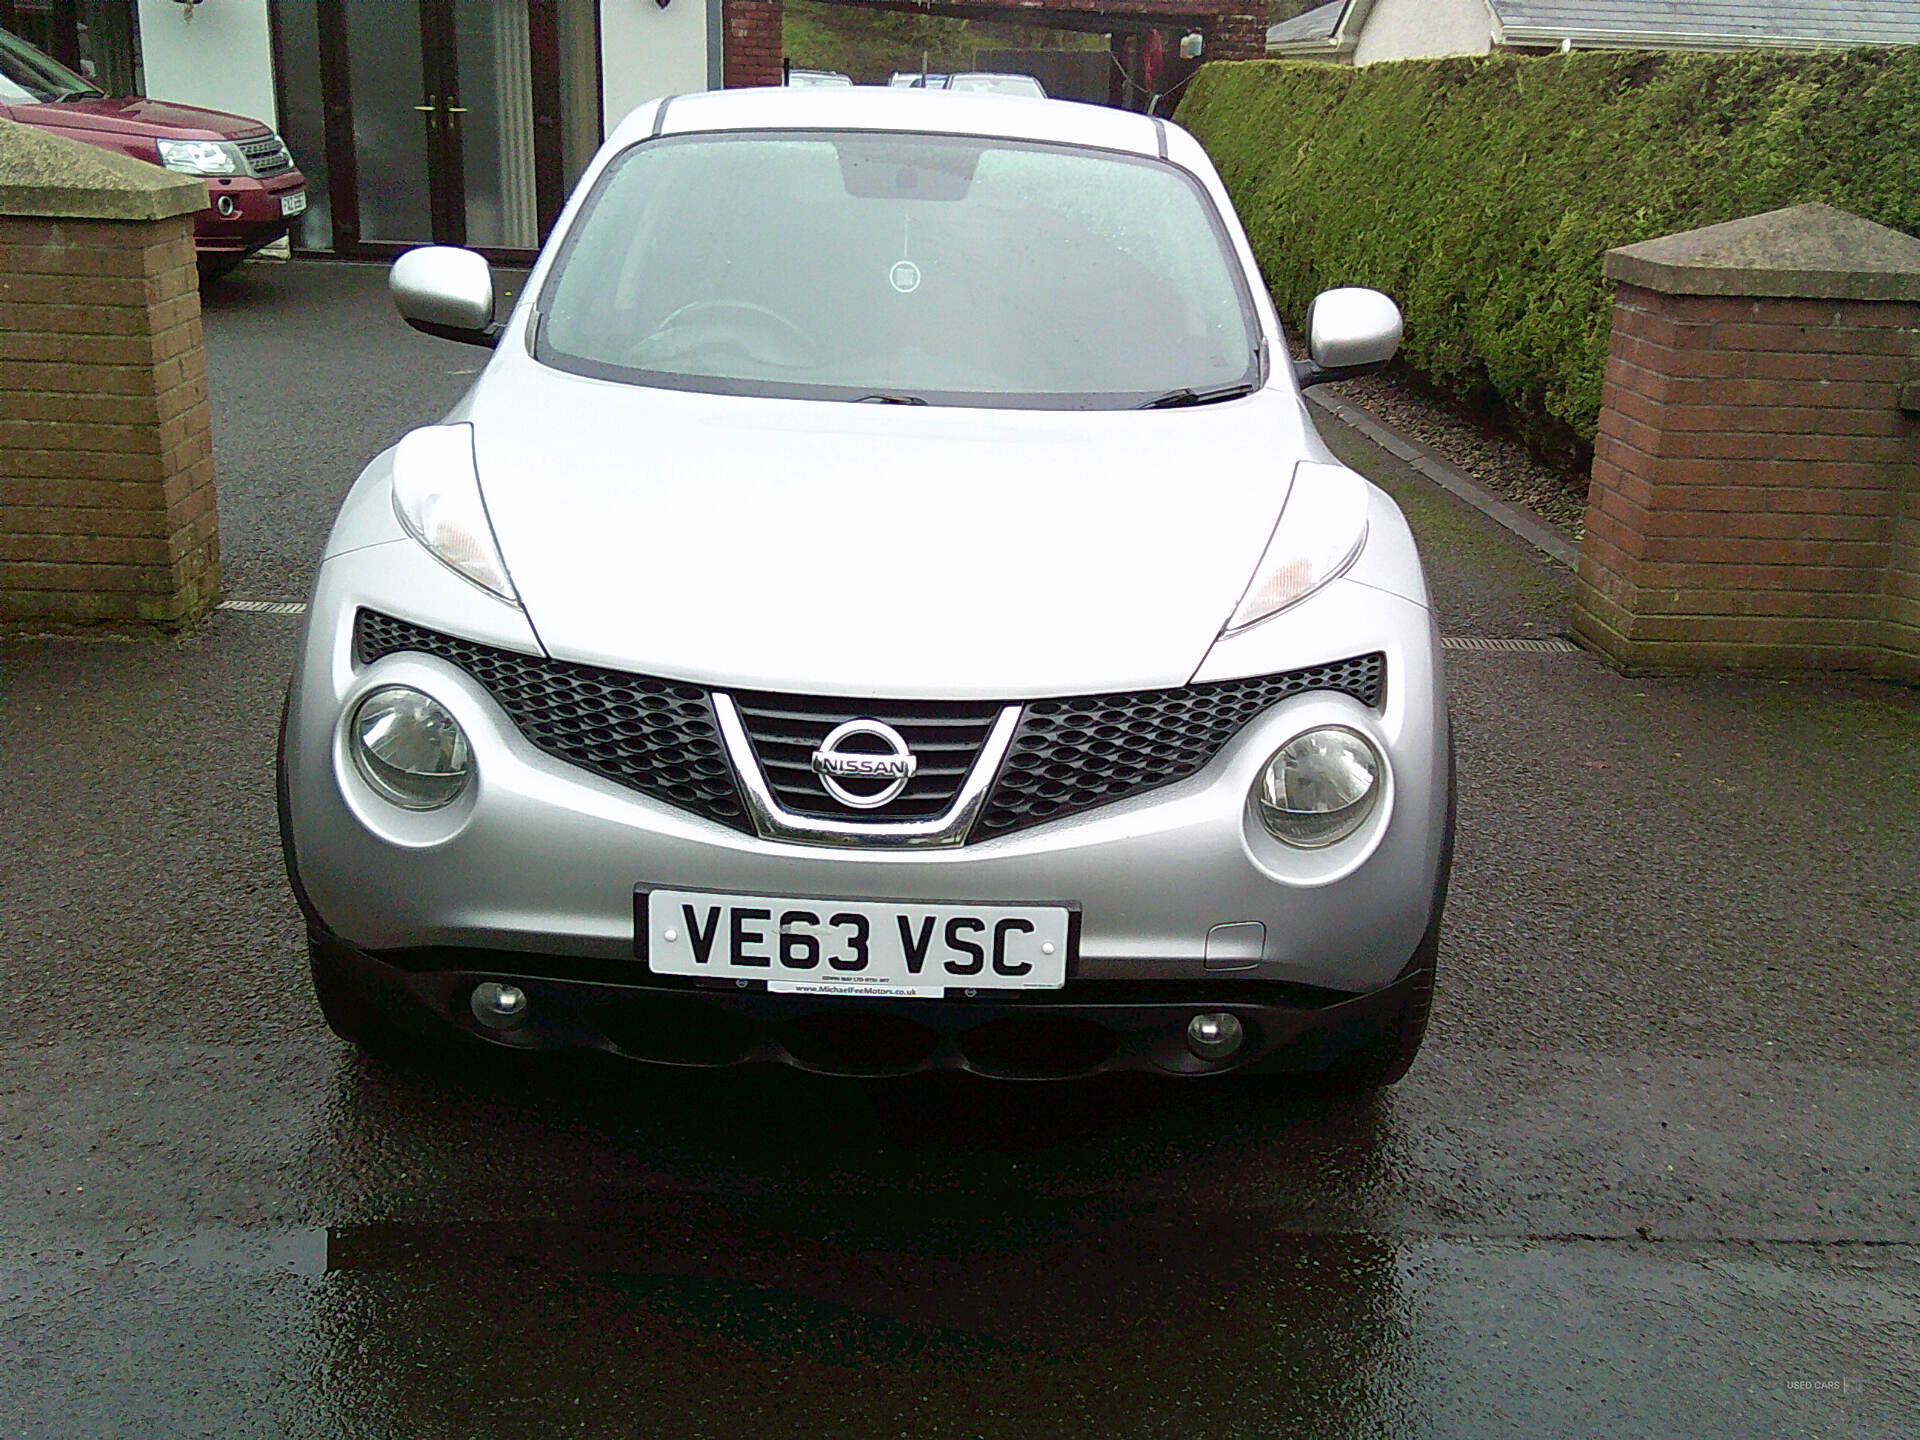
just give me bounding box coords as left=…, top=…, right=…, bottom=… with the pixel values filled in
left=217, top=599, right=307, bottom=615
left=1441, top=635, right=1580, bottom=654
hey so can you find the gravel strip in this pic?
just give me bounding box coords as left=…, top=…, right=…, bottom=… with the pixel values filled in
left=1313, top=367, right=1590, bottom=541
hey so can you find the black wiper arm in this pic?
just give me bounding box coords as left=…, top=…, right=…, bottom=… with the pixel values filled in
left=851, top=392, right=927, bottom=405
left=1140, top=382, right=1258, bottom=410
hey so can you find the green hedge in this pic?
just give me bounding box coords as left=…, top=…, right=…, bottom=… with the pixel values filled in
left=1175, top=49, right=1920, bottom=458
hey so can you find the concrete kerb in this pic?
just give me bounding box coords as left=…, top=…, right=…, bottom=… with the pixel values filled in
left=1305, top=390, right=1579, bottom=570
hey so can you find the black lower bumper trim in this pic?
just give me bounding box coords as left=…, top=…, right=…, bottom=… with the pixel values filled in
left=309, top=927, right=1428, bottom=1080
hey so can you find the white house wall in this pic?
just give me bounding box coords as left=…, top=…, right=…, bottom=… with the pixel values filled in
left=132, top=2, right=712, bottom=142
left=1353, top=0, right=1493, bottom=64
left=135, top=0, right=279, bottom=125
left=599, top=0, right=712, bottom=136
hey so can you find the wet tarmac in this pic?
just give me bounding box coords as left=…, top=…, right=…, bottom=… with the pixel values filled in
left=1, top=261, right=1916, bottom=1437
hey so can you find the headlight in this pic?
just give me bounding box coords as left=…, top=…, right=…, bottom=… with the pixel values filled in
left=351, top=687, right=472, bottom=809
left=1225, top=462, right=1369, bottom=633
left=1254, top=727, right=1381, bottom=848
left=157, top=139, right=241, bottom=176
left=391, top=423, right=519, bottom=603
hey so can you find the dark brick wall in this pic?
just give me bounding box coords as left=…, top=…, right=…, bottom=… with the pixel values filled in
left=723, top=0, right=1269, bottom=85
left=1575, top=283, right=1919, bottom=678
left=1204, top=9, right=1267, bottom=61
left=724, top=0, right=783, bottom=88
left=0, top=213, right=219, bottom=629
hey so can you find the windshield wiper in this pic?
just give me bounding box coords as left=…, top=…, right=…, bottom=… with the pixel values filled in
left=851, top=392, right=927, bottom=405
left=51, top=86, right=102, bottom=102
left=1140, top=382, right=1258, bottom=410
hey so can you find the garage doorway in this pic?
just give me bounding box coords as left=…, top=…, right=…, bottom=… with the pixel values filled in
left=0, top=0, right=140, bottom=94
left=273, top=0, right=596, bottom=262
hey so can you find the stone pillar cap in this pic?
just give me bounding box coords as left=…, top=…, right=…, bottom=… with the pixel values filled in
left=1605, top=203, right=1920, bottom=302
left=0, top=116, right=207, bottom=222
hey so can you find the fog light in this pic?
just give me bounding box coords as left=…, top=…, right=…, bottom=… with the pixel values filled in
left=1187, top=1011, right=1244, bottom=1059
left=1254, top=726, right=1382, bottom=848
left=350, top=686, right=471, bottom=809
left=215, top=194, right=238, bottom=217
left=470, top=981, right=527, bottom=1030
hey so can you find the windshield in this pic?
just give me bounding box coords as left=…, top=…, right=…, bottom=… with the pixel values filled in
left=536, top=131, right=1261, bottom=409
left=0, top=28, right=102, bottom=104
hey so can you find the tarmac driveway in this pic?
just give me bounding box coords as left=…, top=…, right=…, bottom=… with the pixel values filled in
left=0, top=261, right=1915, bottom=1438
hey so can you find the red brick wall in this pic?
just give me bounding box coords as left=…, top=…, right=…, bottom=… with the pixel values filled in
left=1205, top=9, right=1268, bottom=62
left=0, top=213, right=219, bottom=630
left=1575, top=284, right=1919, bottom=676
left=724, top=0, right=783, bottom=89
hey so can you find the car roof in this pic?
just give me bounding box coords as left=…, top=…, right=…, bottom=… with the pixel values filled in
left=617, top=86, right=1162, bottom=158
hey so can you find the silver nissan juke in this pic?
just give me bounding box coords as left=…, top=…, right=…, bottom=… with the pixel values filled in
left=277, top=87, right=1454, bottom=1086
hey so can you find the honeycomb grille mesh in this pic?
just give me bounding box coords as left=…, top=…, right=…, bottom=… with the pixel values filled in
left=353, top=611, right=750, bottom=831
left=354, top=612, right=1383, bottom=843
left=974, top=653, right=1385, bottom=838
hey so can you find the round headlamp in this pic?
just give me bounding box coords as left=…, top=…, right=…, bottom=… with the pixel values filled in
left=350, top=686, right=471, bottom=809
left=1255, top=727, right=1382, bottom=849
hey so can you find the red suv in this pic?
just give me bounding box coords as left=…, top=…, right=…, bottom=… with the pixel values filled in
left=1, top=26, right=306, bottom=279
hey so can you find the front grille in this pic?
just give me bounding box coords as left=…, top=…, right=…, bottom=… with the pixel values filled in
left=974, top=653, right=1385, bottom=838
left=236, top=130, right=294, bottom=178
left=354, top=611, right=750, bottom=832
left=731, top=693, right=1002, bottom=820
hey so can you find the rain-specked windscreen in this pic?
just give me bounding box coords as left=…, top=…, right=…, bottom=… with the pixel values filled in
left=0, top=30, right=102, bottom=104
left=536, top=132, right=1260, bottom=408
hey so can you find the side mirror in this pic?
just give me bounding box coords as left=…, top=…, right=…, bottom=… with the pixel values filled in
left=391, top=246, right=500, bottom=348
left=1294, top=287, right=1402, bottom=389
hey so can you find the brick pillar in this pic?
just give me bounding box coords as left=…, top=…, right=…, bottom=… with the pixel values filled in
left=0, top=119, right=215, bottom=631
left=724, top=0, right=783, bottom=89
left=1574, top=204, right=1920, bottom=680
left=1205, top=9, right=1269, bottom=62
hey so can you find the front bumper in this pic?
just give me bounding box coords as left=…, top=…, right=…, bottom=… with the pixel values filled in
left=281, top=531, right=1453, bottom=1075
left=192, top=171, right=307, bottom=255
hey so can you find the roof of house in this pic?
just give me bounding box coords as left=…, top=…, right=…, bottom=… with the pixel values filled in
left=1267, top=0, right=1345, bottom=49
left=1490, top=1, right=1920, bottom=48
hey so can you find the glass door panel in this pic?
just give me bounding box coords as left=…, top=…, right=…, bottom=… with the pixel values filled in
left=271, top=0, right=333, bottom=250
left=345, top=0, right=434, bottom=245
left=303, top=0, right=561, bottom=255
left=76, top=0, right=138, bottom=95
left=453, top=0, right=539, bottom=251
left=556, top=0, right=601, bottom=194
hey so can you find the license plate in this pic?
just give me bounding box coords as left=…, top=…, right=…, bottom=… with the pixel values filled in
left=640, top=888, right=1071, bottom=997
left=280, top=191, right=308, bottom=217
